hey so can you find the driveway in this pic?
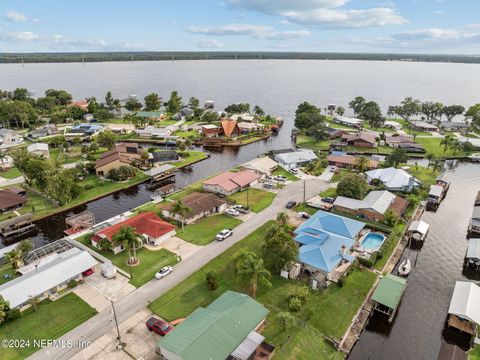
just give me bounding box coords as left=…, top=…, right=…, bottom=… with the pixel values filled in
left=83, top=270, right=135, bottom=302
left=158, top=236, right=202, bottom=260
left=29, top=178, right=332, bottom=360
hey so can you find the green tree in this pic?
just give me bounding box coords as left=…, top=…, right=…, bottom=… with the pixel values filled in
left=386, top=148, right=408, bottom=167
left=5, top=247, right=23, bottom=269
left=188, top=97, right=200, bottom=110
left=355, top=156, right=371, bottom=172
left=306, top=123, right=328, bottom=141
left=93, top=108, right=111, bottom=122
left=205, top=271, right=218, bottom=291
left=125, top=98, right=142, bottom=111
left=263, top=224, right=298, bottom=273
left=440, top=134, right=455, bottom=154
left=28, top=295, right=40, bottom=312
left=0, top=100, right=38, bottom=128
left=384, top=209, right=397, bottom=226
left=45, top=89, right=72, bottom=105
left=276, top=311, right=296, bottom=331
left=421, top=101, right=444, bottom=123
left=360, top=101, right=383, bottom=128
left=112, top=226, right=141, bottom=265
left=389, top=97, right=421, bottom=122
left=144, top=93, right=161, bottom=111
left=96, top=129, right=117, bottom=149
left=450, top=139, right=464, bottom=154
left=465, top=104, right=480, bottom=128
left=170, top=200, right=192, bottom=231
left=201, top=111, right=219, bottom=123
left=167, top=91, right=183, bottom=114
left=0, top=296, right=9, bottom=324
left=18, top=239, right=33, bottom=255
left=336, top=106, right=345, bottom=116
left=442, top=105, right=465, bottom=122
left=295, top=111, right=326, bottom=130
left=276, top=212, right=288, bottom=226
left=12, top=88, right=30, bottom=101
left=336, top=173, right=368, bottom=200
left=105, top=91, right=115, bottom=110
left=234, top=249, right=271, bottom=298
left=253, top=105, right=265, bottom=117
left=348, top=96, right=366, bottom=117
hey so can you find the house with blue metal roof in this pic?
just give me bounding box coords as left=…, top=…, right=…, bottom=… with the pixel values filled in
left=294, top=210, right=365, bottom=275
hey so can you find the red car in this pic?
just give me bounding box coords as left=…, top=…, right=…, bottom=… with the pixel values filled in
left=82, top=268, right=94, bottom=276
left=146, top=317, right=174, bottom=336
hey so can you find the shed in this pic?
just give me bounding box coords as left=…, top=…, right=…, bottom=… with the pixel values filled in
left=372, top=274, right=407, bottom=322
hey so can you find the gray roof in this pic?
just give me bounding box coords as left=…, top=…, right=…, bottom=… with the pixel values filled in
left=144, top=164, right=176, bottom=177
left=334, top=190, right=396, bottom=215
left=0, top=129, right=18, bottom=136
left=274, top=149, right=317, bottom=165
left=467, top=238, right=480, bottom=261
left=429, top=184, right=444, bottom=197
left=448, top=281, right=480, bottom=325
left=366, top=167, right=420, bottom=190
left=0, top=247, right=97, bottom=308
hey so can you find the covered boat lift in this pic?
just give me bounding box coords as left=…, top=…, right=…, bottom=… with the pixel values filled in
left=0, top=214, right=35, bottom=240
left=144, top=164, right=176, bottom=182
left=447, top=281, right=480, bottom=336
left=65, top=211, right=95, bottom=235
left=465, top=238, right=480, bottom=270
left=407, top=220, right=430, bottom=241
left=371, top=274, right=407, bottom=322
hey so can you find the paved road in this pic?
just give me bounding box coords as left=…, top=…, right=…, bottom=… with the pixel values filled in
left=29, top=178, right=330, bottom=360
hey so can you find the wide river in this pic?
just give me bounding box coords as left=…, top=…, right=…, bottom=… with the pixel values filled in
left=1, top=60, right=480, bottom=359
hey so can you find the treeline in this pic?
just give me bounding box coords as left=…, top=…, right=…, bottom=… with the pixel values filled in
left=2, top=51, right=480, bottom=64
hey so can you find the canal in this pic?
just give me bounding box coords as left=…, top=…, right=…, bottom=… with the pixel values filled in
left=349, top=162, right=480, bottom=360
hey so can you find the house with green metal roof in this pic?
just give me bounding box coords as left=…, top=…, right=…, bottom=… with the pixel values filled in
left=371, top=274, right=407, bottom=322
left=135, top=110, right=163, bottom=119
left=157, top=291, right=270, bottom=360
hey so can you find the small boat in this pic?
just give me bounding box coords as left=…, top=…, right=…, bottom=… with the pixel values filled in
left=468, top=153, right=480, bottom=162
left=398, top=258, right=411, bottom=277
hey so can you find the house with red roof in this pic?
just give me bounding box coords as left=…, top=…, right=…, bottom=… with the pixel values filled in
left=220, top=120, right=241, bottom=138
left=202, top=170, right=261, bottom=196
left=91, top=211, right=176, bottom=253
left=342, top=132, right=377, bottom=148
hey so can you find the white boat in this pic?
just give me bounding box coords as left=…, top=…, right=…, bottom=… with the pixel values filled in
left=398, top=258, right=411, bottom=277
left=468, top=153, right=480, bottom=162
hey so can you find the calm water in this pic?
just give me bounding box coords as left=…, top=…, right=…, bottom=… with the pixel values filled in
left=2, top=60, right=480, bottom=359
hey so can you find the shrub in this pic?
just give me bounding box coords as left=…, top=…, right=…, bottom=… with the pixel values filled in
left=288, top=285, right=310, bottom=304
left=288, top=296, right=303, bottom=312
left=337, top=173, right=368, bottom=200
left=205, top=271, right=218, bottom=291
left=67, top=279, right=77, bottom=288
left=6, top=308, right=21, bottom=321
left=358, top=257, right=374, bottom=268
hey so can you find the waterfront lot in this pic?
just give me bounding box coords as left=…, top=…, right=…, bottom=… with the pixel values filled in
left=0, top=293, right=97, bottom=360
left=149, top=221, right=375, bottom=358
left=414, top=137, right=467, bottom=157
left=78, top=234, right=177, bottom=287
left=170, top=150, right=207, bottom=168
left=176, top=213, right=242, bottom=245
left=227, top=188, right=276, bottom=213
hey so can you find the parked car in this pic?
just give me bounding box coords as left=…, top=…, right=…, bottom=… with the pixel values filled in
left=263, top=182, right=276, bottom=189
left=297, top=212, right=311, bottom=219
left=146, top=317, right=174, bottom=336
left=216, top=229, right=233, bottom=241
left=286, top=201, right=297, bottom=209
left=226, top=208, right=240, bottom=216
left=322, top=197, right=335, bottom=204
left=155, top=266, right=173, bottom=280
left=289, top=168, right=299, bottom=174
left=274, top=175, right=287, bottom=182
left=82, top=268, right=94, bottom=277
left=233, top=205, right=249, bottom=214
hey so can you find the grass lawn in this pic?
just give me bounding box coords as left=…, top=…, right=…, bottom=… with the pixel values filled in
left=77, top=234, right=178, bottom=287
left=0, top=167, right=22, bottom=179
left=0, top=191, right=53, bottom=222
left=176, top=214, right=242, bottom=245
left=407, top=166, right=439, bottom=188
left=374, top=222, right=406, bottom=271
left=331, top=169, right=353, bottom=183
left=0, top=263, right=17, bottom=285
left=272, top=167, right=299, bottom=181
left=149, top=220, right=376, bottom=356
left=174, top=130, right=199, bottom=138
left=170, top=151, right=207, bottom=168
left=227, top=188, right=276, bottom=213
left=320, top=188, right=337, bottom=198
left=294, top=202, right=319, bottom=216
left=0, top=293, right=97, bottom=360
left=296, top=135, right=330, bottom=151
left=469, top=345, right=480, bottom=360
left=240, top=136, right=263, bottom=145
left=414, top=137, right=467, bottom=157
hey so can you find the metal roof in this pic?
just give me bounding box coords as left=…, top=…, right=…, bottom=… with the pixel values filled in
left=408, top=220, right=430, bottom=236
left=0, top=247, right=97, bottom=308
left=274, top=149, right=317, bottom=165
left=466, top=238, right=480, bottom=261
left=230, top=331, right=265, bottom=360
left=366, top=167, right=420, bottom=190
left=334, top=190, right=396, bottom=215
left=429, top=185, right=444, bottom=197
left=372, top=274, right=407, bottom=310
left=144, top=164, right=176, bottom=177
left=158, top=291, right=268, bottom=360
left=448, top=281, right=480, bottom=325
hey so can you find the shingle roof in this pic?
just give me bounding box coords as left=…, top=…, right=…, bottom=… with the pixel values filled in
left=95, top=143, right=143, bottom=169
left=365, top=167, right=419, bottom=189
left=161, top=192, right=226, bottom=218
left=372, top=274, right=407, bottom=310
left=221, top=120, right=240, bottom=137
left=0, top=189, right=26, bottom=210
left=27, top=143, right=49, bottom=152
left=158, top=291, right=269, bottom=360
left=92, top=211, right=175, bottom=242
left=327, top=154, right=378, bottom=168
left=203, top=170, right=261, bottom=192
left=274, top=149, right=317, bottom=165
left=242, top=156, right=278, bottom=174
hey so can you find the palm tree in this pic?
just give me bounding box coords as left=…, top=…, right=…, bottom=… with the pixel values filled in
left=276, top=311, right=296, bottom=331
left=253, top=105, right=265, bottom=118
left=235, top=250, right=271, bottom=298
left=425, top=153, right=435, bottom=168
left=431, top=159, right=444, bottom=173
left=112, top=226, right=141, bottom=265
left=355, top=156, right=370, bottom=173
left=99, top=237, right=113, bottom=251
left=450, top=139, right=463, bottom=154
left=5, top=247, right=23, bottom=269
left=440, top=134, right=454, bottom=154
left=28, top=295, right=40, bottom=312
left=276, top=212, right=288, bottom=226
left=170, top=200, right=192, bottom=232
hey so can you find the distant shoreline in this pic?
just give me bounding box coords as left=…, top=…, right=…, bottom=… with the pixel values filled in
left=1, top=51, right=480, bottom=65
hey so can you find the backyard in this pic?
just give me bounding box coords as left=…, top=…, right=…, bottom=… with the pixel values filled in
left=149, top=221, right=376, bottom=358
left=170, top=151, right=207, bottom=168
left=176, top=213, right=242, bottom=245
left=414, top=137, right=468, bottom=157
left=77, top=233, right=178, bottom=287
left=227, top=188, right=276, bottom=213
left=0, top=293, right=97, bottom=360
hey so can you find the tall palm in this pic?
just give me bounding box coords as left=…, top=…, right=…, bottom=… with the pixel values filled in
left=236, top=252, right=271, bottom=298
left=170, top=200, right=192, bottom=232
left=5, top=247, right=23, bottom=269
left=276, top=311, right=296, bottom=331
left=440, top=134, right=454, bottom=154
left=431, top=159, right=444, bottom=173
left=276, top=212, right=288, bottom=226
left=450, top=139, right=463, bottom=154
left=355, top=156, right=370, bottom=173
left=425, top=153, right=435, bottom=168
left=112, top=226, right=141, bottom=265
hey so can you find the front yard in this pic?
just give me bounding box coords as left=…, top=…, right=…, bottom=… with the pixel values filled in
left=0, top=293, right=97, bottom=360
left=0, top=167, right=22, bottom=179
left=227, top=188, right=276, bottom=213
left=272, top=167, right=299, bottom=181
left=176, top=213, right=242, bottom=245
left=149, top=221, right=376, bottom=359
left=77, top=234, right=177, bottom=287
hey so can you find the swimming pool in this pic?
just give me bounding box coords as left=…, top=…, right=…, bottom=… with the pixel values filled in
left=360, top=232, right=386, bottom=252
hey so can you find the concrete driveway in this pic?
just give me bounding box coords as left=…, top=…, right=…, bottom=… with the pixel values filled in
left=83, top=271, right=136, bottom=302
left=159, top=236, right=202, bottom=260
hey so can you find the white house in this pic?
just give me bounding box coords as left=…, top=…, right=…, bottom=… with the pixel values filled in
left=0, top=129, right=23, bottom=146
left=27, top=143, right=50, bottom=159
left=365, top=167, right=421, bottom=192
left=273, top=149, right=317, bottom=170
left=241, top=156, right=278, bottom=176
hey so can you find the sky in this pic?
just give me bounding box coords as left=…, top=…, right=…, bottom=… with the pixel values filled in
left=0, top=0, right=479, bottom=54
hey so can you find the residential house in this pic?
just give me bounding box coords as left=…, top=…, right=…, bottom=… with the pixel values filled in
left=66, top=123, right=103, bottom=139
left=409, top=120, right=438, bottom=132
left=238, top=122, right=263, bottom=133
left=385, top=135, right=414, bottom=147
left=203, top=170, right=261, bottom=196
left=0, top=247, right=97, bottom=311
left=95, top=143, right=145, bottom=176
left=160, top=192, right=227, bottom=225
left=135, top=126, right=175, bottom=138
left=294, top=211, right=365, bottom=276
left=273, top=149, right=317, bottom=170
left=365, top=167, right=421, bottom=192
left=201, top=124, right=221, bottom=138
left=326, top=128, right=350, bottom=139
left=384, top=121, right=403, bottom=130
left=342, top=132, right=377, bottom=148
left=27, top=143, right=50, bottom=159
left=241, top=156, right=278, bottom=176
left=440, top=121, right=469, bottom=131
left=0, top=129, right=23, bottom=146
left=447, top=281, right=480, bottom=337
left=158, top=291, right=270, bottom=360
left=397, top=142, right=426, bottom=153
left=180, top=108, right=194, bottom=117
left=91, top=211, right=176, bottom=252
left=333, top=116, right=364, bottom=128
left=230, top=113, right=256, bottom=122
left=151, top=150, right=179, bottom=163
left=327, top=154, right=379, bottom=170
left=465, top=238, right=480, bottom=270
left=220, top=119, right=241, bottom=138
left=135, top=111, right=164, bottom=121
left=333, top=190, right=408, bottom=222
left=70, top=100, right=89, bottom=110
left=83, top=113, right=94, bottom=122
left=28, top=124, right=58, bottom=139
left=0, top=189, right=26, bottom=212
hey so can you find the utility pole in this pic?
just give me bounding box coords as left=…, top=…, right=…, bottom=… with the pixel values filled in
left=246, top=187, right=249, bottom=208
left=303, top=180, right=306, bottom=203
left=111, top=300, right=122, bottom=349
